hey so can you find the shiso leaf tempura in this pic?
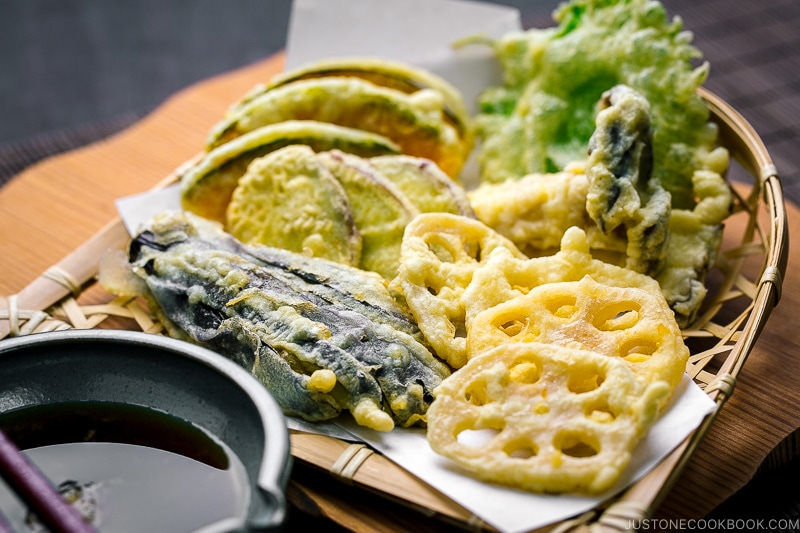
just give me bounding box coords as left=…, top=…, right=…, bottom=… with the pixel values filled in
left=473, top=0, right=721, bottom=210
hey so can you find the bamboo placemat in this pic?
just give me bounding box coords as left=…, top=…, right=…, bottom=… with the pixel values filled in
left=0, top=113, right=145, bottom=189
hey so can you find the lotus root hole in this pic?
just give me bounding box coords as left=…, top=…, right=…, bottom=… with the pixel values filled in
left=450, top=318, right=467, bottom=339
left=495, top=315, right=528, bottom=338
left=463, top=241, right=483, bottom=262
left=464, top=380, right=489, bottom=406
left=509, top=360, right=540, bottom=385
left=567, top=368, right=605, bottom=394
left=545, top=295, right=578, bottom=319
left=423, top=274, right=444, bottom=296
left=592, top=302, right=641, bottom=331
left=503, top=438, right=538, bottom=459
left=620, top=339, right=658, bottom=362
left=425, top=237, right=456, bottom=263
left=556, top=432, right=600, bottom=458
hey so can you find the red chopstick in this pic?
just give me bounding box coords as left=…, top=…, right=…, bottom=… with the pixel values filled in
left=0, top=429, right=96, bottom=533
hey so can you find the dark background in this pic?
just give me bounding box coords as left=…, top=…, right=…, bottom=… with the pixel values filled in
left=2, top=0, right=798, bottom=201
left=0, top=0, right=552, bottom=146
left=2, top=0, right=799, bottom=202
left=1, top=0, right=799, bottom=527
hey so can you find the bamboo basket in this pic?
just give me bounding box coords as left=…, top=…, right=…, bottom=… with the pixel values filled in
left=0, top=88, right=789, bottom=531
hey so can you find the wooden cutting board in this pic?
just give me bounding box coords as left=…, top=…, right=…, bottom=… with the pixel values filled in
left=1, top=53, right=799, bottom=527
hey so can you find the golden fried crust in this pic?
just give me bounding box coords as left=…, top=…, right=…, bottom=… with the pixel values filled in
left=209, top=77, right=467, bottom=179
left=426, top=342, right=669, bottom=494
left=468, top=166, right=593, bottom=253
left=226, top=145, right=362, bottom=265
left=467, top=276, right=689, bottom=396
left=586, top=85, right=671, bottom=275
left=389, top=213, right=527, bottom=369
left=180, top=120, right=400, bottom=223
left=262, top=56, right=474, bottom=154
left=393, top=214, right=686, bottom=374
left=415, top=221, right=688, bottom=494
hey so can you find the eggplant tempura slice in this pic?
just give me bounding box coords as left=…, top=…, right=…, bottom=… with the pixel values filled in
left=585, top=85, right=671, bottom=275
left=103, top=211, right=450, bottom=431
left=132, top=211, right=430, bottom=344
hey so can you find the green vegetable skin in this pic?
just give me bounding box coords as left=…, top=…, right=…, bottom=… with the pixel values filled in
left=476, top=0, right=715, bottom=209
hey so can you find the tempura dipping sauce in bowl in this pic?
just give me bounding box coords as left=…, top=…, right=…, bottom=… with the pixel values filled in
left=0, top=329, right=292, bottom=533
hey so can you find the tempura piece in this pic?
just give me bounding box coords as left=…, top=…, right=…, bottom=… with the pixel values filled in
left=389, top=213, right=528, bottom=369
left=656, top=169, right=731, bottom=323
left=208, top=76, right=467, bottom=178
left=180, top=120, right=400, bottom=223
left=468, top=163, right=601, bottom=255
left=467, top=276, right=689, bottom=397
left=427, top=342, right=668, bottom=494
left=226, top=145, right=362, bottom=265
left=586, top=85, right=671, bottom=274
left=103, top=211, right=450, bottom=431
left=467, top=82, right=731, bottom=325
left=474, top=0, right=722, bottom=211
left=370, top=155, right=476, bottom=217
left=259, top=56, right=474, bottom=156
left=392, top=213, right=682, bottom=369
left=317, top=150, right=419, bottom=279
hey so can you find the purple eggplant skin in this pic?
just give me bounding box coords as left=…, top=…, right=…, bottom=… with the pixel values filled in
left=127, top=212, right=450, bottom=427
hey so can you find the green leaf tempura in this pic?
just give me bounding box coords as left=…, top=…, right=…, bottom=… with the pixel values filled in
left=475, top=0, right=718, bottom=210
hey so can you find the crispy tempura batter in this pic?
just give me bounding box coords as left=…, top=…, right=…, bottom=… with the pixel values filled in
left=474, top=0, right=722, bottom=211
left=468, top=276, right=688, bottom=397
left=208, top=76, right=467, bottom=178
left=417, top=223, right=688, bottom=495
left=103, top=211, right=450, bottom=432
left=393, top=214, right=683, bottom=370
left=426, top=342, right=669, bottom=494
left=586, top=85, right=672, bottom=275
left=389, top=213, right=528, bottom=369
left=468, top=85, right=732, bottom=326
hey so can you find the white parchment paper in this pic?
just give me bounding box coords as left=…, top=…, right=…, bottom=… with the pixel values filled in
left=285, top=0, right=522, bottom=115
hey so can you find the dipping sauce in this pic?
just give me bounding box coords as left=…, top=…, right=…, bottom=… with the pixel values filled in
left=0, top=402, right=251, bottom=532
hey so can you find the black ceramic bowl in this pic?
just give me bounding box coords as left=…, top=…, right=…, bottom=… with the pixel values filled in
left=0, top=329, right=292, bottom=532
